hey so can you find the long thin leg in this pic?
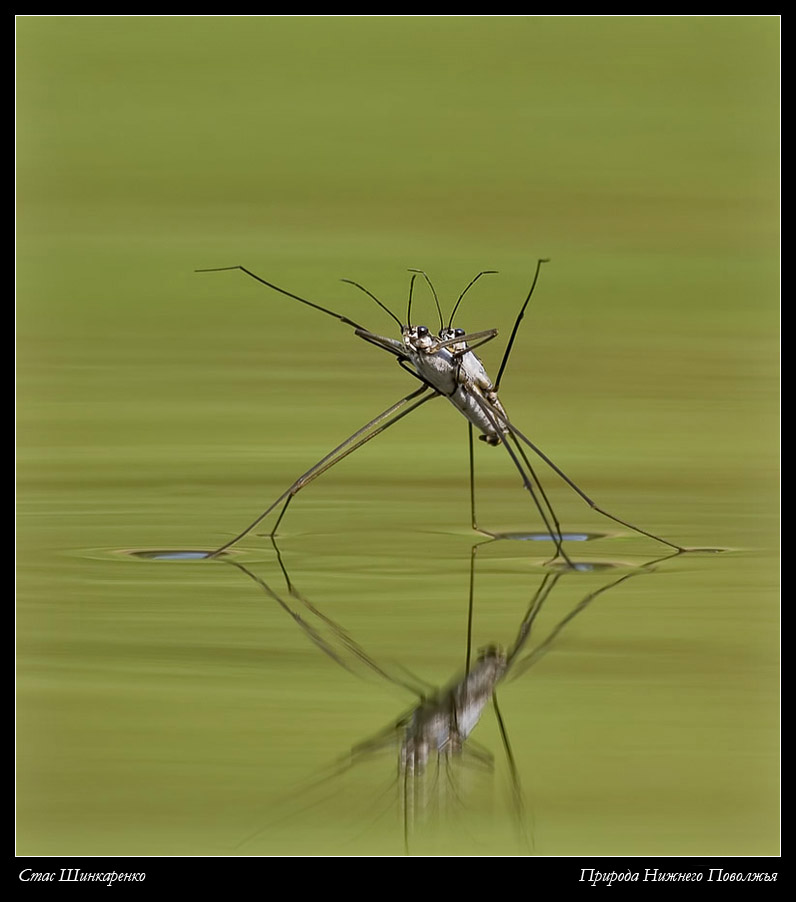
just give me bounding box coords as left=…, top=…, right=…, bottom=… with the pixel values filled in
left=467, top=395, right=568, bottom=557
left=495, top=431, right=569, bottom=564
left=494, top=258, right=549, bottom=392
left=509, top=567, right=646, bottom=681
left=469, top=424, right=563, bottom=549
left=225, top=559, right=357, bottom=674
left=492, top=691, right=530, bottom=848
left=231, top=552, right=427, bottom=696
left=269, top=493, right=294, bottom=537
left=468, top=423, right=478, bottom=532
left=508, top=434, right=568, bottom=545
left=469, top=393, right=573, bottom=566
left=209, top=387, right=438, bottom=556
left=500, top=416, right=684, bottom=552
left=473, top=259, right=682, bottom=552
left=507, top=570, right=561, bottom=660
left=465, top=537, right=477, bottom=673
left=272, top=538, right=427, bottom=695
left=197, top=265, right=368, bottom=331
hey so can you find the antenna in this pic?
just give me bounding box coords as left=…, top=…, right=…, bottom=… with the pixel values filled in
left=448, top=271, right=498, bottom=328
left=407, top=268, right=444, bottom=332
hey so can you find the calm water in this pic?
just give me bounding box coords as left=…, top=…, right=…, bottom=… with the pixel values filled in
left=17, top=17, right=778, bottom=856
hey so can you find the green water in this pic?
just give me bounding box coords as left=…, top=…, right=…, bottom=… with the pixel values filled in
left=17, top=16, right=779, bottom=856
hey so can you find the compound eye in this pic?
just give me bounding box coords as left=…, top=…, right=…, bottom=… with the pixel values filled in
left=454, top=328, right=465, bottom=337
left=417, top=325, right=429, bottom=337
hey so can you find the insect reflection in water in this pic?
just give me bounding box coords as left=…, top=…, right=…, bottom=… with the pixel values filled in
left=227, top=542, right=673, bottom=854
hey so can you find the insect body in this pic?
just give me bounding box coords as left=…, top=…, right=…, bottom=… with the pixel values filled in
left=420, top=325, right=509, bottom=447
left=362, top=321, right=507, bottom=447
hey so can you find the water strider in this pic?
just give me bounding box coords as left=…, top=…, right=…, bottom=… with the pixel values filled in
left=197, top=262, right=685, bottom=563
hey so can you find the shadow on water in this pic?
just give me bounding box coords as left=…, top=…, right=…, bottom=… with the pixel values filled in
left=219, top=539, right=679, bottom=855
left=475, top=530, right=606, bottom=543
left=129, top=550, right=220, bottom=561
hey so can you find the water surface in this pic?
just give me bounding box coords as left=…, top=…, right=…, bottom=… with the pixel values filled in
left=17, top=16, right=778, bottom=856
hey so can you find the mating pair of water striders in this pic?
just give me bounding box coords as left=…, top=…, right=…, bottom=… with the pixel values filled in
left=199, top=260, right=685, bottom=566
